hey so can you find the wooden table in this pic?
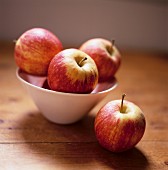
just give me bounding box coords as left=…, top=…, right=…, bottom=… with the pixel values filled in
left=0, top=43, right=168, bottom=170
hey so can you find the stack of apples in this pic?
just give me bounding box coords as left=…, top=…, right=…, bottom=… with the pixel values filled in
left=14, top=28, right=146, bottom=153
left=14, top=28, right=121, bottom=93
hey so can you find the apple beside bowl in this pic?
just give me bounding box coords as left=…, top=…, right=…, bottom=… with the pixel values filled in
left=16, top=69, right=117, bottom=124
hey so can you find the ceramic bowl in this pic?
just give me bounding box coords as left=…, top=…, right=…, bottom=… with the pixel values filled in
left=16, top=68, right=117, bottom=124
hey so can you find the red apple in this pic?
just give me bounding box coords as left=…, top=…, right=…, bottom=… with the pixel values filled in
left=14, top=28, right=63, bottom=76
left=79, top=38, right=121, bottom=82
left=47, top=48, right=98, bottom=94
left=94, top=94, right=146, bottom=152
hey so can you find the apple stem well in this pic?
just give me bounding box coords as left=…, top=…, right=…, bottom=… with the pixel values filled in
left=78, top=57, right=87, bottom=67
left=120, top=93, right=126, bottom=113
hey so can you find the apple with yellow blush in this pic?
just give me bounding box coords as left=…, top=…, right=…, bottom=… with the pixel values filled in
left=80, top=38, right=121, bottom=82
left=94, top=94, right=146, bottom=152
left=14, top=28, right=63, bottom=76
left=47, top=49, right=99, bottom=94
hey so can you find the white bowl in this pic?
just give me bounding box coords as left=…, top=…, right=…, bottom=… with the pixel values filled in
left=16, top=68, right=117, bottom=124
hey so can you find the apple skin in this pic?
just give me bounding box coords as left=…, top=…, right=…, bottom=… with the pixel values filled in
left=94, top=99, right=146, bottom=152
left=47, top=48, right=98, bottom=94
left=79, top=38, right=121, bottom=82
left=14, top=28, right=63, bottom=76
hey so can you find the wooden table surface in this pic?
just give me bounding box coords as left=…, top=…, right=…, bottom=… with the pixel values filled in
left=0, top=43, right=168, bottom=170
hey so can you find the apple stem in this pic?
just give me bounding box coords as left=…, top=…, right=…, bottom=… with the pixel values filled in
left=112, top=39, right=115, bottom=47
left=13, top=40, right=17, bottom=43
left=109, top=39, right=115, bottom=55
left=79, top=57, right=87, bottom=67
left=120, top=93, right=126, bottom=113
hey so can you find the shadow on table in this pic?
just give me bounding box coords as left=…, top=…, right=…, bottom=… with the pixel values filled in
left=18, top=111, right=149, bottom=169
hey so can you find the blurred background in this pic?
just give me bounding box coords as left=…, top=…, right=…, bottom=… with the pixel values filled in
left=0, top=0, right=168, bottom=52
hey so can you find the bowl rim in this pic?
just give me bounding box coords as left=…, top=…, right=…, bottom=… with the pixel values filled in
left=16, top=68, right=118, bottom=97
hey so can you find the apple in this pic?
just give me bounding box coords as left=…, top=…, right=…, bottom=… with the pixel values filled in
left=79, top=38, right=121, bottom=82
left=14, top=28, right=63, bottom=76
left=47, top=48, right=99, bottom=94
left=94, top=94, right=146, bottom=152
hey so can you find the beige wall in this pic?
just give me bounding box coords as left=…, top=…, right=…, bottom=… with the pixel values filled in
left=1, top=0, right=168, bottom=52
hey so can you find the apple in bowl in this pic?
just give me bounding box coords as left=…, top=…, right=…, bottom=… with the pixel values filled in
left=14, top=28, right=63, bottom=76
left=47, top=48, right=99, bottom=94
left=80, top=38, right=121, bottom=82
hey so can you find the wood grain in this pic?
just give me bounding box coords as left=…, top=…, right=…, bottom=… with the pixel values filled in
left=0, top=43, right=168, bottom=170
